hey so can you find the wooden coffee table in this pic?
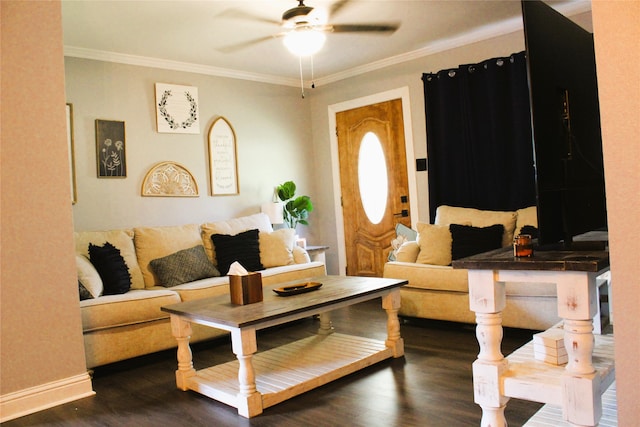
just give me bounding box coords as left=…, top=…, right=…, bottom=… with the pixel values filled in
left=161, top=275, right=407, bottom=418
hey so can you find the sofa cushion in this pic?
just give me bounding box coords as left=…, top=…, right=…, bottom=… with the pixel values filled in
left=435, top=205, right=518, bottom=247
left=150, top=245, right=221, bottom=287
left=89, top=242, right=132, bottom=295
left=75, top=229, right=144, bottom=290
left=416, top=223, right=453, bottom=266
left=134, top=224, right=203, bottom=288
left=211, top=228, right=264, bottom=275
left=449, top=224, right=504, bottom=260
left=79, top=289, right=180, bottom=332
left=259, top=261, right=327, bottom=286
left=155, top=276, right=230, bottom=302
left=384, top=262, right=469, bottom=293
left=259, top=228, right=296, bottom=268
left=76, top=254, right=103, bottom=298
left=165, top=261, right=327, bottom=302
left=201, top=213, right=273, bottom=265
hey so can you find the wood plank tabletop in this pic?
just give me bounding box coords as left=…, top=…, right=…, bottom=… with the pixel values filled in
left=161, top=275, right=407, bottom=328
left=452, top=246, right=609, bottom=272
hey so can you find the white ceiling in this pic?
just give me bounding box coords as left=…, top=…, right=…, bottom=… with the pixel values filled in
left=62, top=0, right=591, bottom=87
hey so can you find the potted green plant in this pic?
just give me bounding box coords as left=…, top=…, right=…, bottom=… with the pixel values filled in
left=276, top=181, right=313, bottom=230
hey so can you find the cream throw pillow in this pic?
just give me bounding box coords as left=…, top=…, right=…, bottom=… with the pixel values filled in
left=134, top=224, right=202, bottom=288
left=395, top=241, right=420, bottom=263
left=515, top=206, right=538, bottom=237
left=292, top=246, right=311, bottom=264
left=416, top=223, right=453, bottom=266
left=76, top=255, right=103, bottom=298
left=259, top=229, right=296, bottom=268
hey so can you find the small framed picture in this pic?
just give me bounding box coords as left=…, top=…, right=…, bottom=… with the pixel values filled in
left=95, top=119, right=126, bottom=178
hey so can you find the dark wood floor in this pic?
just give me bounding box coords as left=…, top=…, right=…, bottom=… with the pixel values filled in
left=4, top=299, right=544, bottom=427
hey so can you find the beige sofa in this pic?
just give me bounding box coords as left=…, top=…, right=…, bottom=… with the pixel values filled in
left=75, top=213, right=326, bottom=369
left=383, top=205, right=560, bottom=330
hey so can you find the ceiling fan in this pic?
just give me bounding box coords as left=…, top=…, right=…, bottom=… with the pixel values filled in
left=219, top=0, right=400, bottom=56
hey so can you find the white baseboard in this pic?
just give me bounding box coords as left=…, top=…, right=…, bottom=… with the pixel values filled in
left=0, top=372, right=94, bottom=423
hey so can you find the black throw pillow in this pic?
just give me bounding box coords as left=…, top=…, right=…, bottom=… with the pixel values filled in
left=450, top=224, right=504, bottom=261
left=519, top=225, right=539, bottom=239
left=89, top=242, right=132, bottom=295
left=211, top=228, right=264, bottom=275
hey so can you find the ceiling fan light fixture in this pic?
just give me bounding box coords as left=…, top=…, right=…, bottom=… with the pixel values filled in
left=283, top=28, right=326, bottom=57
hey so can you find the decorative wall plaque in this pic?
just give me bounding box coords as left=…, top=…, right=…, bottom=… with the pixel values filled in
left=141, top=161, right=199, bottom=197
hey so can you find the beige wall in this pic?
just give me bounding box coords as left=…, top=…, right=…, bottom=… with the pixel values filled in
left=1, top=0, right=88, bottom=393
left=592, top=1, right=640, bottom=424
left=66, top=58, right=317, bottom=235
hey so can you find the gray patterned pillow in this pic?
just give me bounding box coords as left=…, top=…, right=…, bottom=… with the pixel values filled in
left=79, top=280, right=93, bottom=301
left=150, top=245, right=220, bottom=287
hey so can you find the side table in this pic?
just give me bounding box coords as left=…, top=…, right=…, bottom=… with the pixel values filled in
left=305, top=245, right=329, bottom=263
left=453, top=247, right=615, bottom=427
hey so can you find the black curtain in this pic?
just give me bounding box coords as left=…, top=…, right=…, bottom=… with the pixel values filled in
left=423, top=51, right=536, bottom=222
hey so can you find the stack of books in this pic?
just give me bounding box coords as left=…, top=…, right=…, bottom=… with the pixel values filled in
left=533, top=325, right=568, bottom=365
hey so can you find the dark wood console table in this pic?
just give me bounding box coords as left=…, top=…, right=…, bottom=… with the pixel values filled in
left=453, top=247, right=614, bottom=427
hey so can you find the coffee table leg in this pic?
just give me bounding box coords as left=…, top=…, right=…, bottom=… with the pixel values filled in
left=382, top=289, right=404, bottom=357
left=318, top=312, right=334, bottom=335
left=231, top=328, right=262, bottom=418
left=169, top=314, right=196, bottom=391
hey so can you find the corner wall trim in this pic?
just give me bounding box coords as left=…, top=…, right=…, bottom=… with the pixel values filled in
left=0, top=372, right=94, bottom=423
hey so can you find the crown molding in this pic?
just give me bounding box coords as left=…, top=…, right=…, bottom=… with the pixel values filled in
left=63, top=46, right=303, bottom=88
left=64, top=1, right=592, bottom=89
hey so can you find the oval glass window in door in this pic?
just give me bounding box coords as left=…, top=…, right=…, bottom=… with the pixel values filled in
left=358, top=131, right=388, bottom=224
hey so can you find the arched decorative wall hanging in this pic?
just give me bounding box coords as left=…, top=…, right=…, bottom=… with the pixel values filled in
left=141, top=161, right=199, bottom=197
left=208, top=116, right=239, bottom=195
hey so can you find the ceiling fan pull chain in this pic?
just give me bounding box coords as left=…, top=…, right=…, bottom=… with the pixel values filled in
left=311, top=55, right=316, bottom=89
left=299, top=56, right=305, bottom=99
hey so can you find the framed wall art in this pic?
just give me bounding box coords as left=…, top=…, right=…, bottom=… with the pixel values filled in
left=208, top=116, right=239, bottom=195
left=66, top=103, right=78, bottom=203
left=95, top=119, right=126, bottom=178
left=155, top=83, right=200, bottom=134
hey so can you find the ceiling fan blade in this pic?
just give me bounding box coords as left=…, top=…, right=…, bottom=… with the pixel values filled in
left=217, top=34, right=284, bottom=53
left=330, top=23, right=399, bottom=33
left=328, top=0, right=351, bottom=18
